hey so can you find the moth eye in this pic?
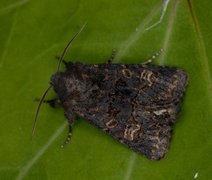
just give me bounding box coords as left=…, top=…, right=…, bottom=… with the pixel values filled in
left=122, top=69, right=132, bottom=78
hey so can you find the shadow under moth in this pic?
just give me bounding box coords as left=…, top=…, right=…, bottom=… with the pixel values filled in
left=34, top=27, right=188, bottom=160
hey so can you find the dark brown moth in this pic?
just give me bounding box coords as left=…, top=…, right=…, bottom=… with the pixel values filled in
left=50, top=60, right=188, bottom=160
left=34, top=27, right=188, bottom=160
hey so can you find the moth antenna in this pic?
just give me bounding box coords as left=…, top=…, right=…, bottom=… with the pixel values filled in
left=57, top=22, right=87, bottom=72
left=31, top=85, right=52, bottom=139
left=32, top=23, right=87, bottom=139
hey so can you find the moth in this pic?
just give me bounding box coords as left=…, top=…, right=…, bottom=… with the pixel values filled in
left=34, top=27, right=188, bottom=160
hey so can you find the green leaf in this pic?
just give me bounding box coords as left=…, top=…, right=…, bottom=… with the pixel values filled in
left=0, top=0, right=211, bottom=179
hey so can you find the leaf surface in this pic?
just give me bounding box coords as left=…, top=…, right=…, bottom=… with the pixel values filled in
left=0, top=0, right=211, bottom=179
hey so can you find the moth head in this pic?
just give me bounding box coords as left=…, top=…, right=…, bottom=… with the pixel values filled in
left=51, top=70, right=87, bottom=102
left=32, top=24, right=86, bottom=138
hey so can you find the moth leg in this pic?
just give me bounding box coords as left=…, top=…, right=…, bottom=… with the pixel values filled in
left=35, top=98, right=61, bottom=108
left=107, top=49, right=117, bottom=64
left=61, top=111, right=76, bottom=148
left=142, top=49, right=163, bottom=65
left=61, top=125, right=72, bottom=148
left=44, top=98, right=61, bottom=108
left=55, top=55, right=68, bottom=67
